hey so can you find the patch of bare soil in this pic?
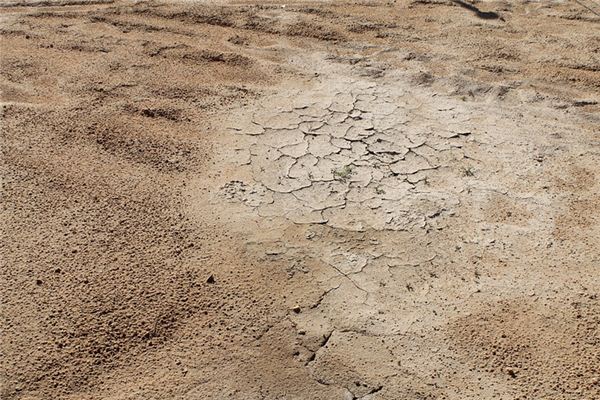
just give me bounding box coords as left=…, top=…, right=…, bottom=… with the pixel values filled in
left=1, top=1, right=599, bottom=399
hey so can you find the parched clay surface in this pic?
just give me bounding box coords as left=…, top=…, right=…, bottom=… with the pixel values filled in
left=196, top=50, right=599, bottom=399
left=223, top=76, right=466, bottom=231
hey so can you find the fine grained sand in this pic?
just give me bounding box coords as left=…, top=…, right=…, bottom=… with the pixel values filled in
left=1, top=1, right=599, bottom=399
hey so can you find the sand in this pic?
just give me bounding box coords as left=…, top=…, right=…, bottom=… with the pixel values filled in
left=1, top=0, right=599, bottom=398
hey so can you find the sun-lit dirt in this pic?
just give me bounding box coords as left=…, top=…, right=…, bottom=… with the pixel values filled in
left=1, top=1, right=599, bottom=399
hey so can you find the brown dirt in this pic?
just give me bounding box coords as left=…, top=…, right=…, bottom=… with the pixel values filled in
left=1, top=1, right=599, bottom=399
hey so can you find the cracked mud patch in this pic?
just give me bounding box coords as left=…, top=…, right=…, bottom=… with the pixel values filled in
left=196, top=45, right=599, bottom=398
left=220, top=76, right=473, bottom=232
left=200, top=30, right=599, bottom=400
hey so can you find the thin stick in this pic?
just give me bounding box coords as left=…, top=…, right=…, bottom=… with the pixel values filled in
left=573, top=0, right=600, bottom=18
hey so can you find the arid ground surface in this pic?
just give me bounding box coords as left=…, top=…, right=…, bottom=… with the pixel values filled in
left=1, top=0, right=599, bottom=399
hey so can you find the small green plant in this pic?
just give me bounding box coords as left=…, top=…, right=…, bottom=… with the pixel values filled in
left=333, top=165, right=354, bottom=181
left=462, top=167, right=475, bottom=177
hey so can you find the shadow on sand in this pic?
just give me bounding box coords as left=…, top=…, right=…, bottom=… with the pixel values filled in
left=451, top=0, right=502, bottom=20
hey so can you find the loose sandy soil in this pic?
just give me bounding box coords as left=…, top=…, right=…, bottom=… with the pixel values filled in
left=1, top=0, right=599, bottom=399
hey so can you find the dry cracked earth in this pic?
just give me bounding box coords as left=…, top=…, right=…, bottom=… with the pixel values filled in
left=1, top=0, right=599, bottom=399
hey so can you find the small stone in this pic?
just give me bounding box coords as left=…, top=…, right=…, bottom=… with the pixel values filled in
left=36, top=279, right=43, bottom=286
left=292, top=305, right=301, bottom=313
left=206, top=275, right=215, bottom=284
